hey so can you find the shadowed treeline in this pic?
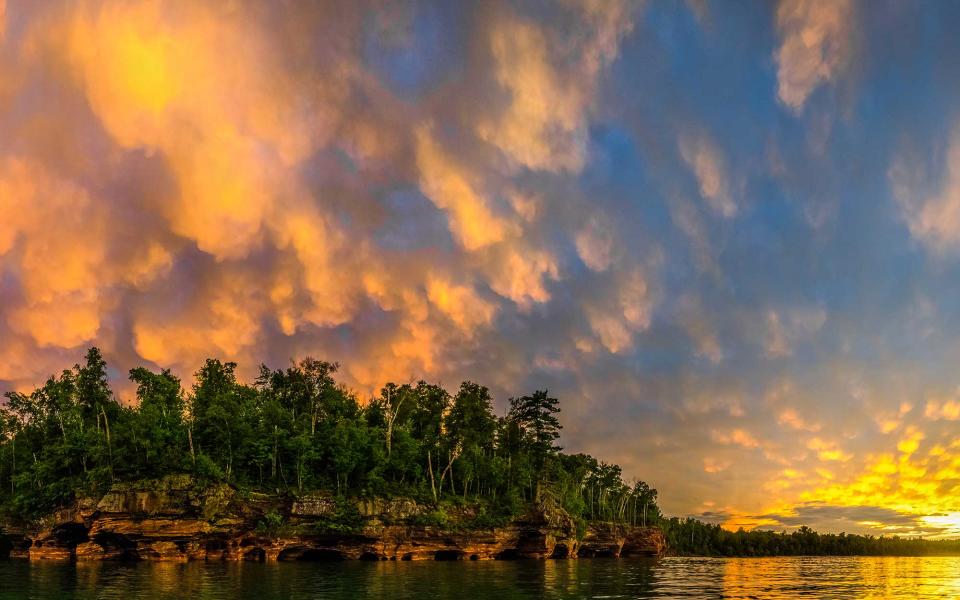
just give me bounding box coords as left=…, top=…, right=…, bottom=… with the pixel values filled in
left=661, top=521, right=960, bottom=557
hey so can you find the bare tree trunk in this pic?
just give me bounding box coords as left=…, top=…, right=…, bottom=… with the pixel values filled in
left=188, top=426, right=196, bottom=466
left=427, top=450, right=437, bottom=503
left=278, top=454, right=289, bottom=488
left=100, top=406, right=114, bottom=482
left=271, top=426, right=278, bottom=480
left=223, top=417, right=233, bottom=479
left=437, top=446, right=460, bottom=495
left=385, top=388, right=392, bottom=458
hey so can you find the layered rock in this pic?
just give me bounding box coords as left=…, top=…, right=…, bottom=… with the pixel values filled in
left=578, top=522, right=669, bottom=558
left=0, top=477, right=666, bottom=562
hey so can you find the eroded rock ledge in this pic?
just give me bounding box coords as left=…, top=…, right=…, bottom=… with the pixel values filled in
left=0, top=476, right=666, bottom=562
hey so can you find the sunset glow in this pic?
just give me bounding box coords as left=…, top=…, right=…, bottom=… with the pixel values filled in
left=3, top=0, right=960, bottom=538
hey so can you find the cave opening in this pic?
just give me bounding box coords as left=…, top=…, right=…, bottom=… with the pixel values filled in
left=244, top=548, right=266, bottom=561
left=433, top=550, right=463, bottom=561
left=52, top=523, right=89, bottom=547
left=91, top=532, right=138, bottom=560
left=278, top=547, right=345, bottom=561
left=93, top=532, right=136, bottom=550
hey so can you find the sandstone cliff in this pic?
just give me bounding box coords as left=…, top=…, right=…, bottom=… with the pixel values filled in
left=0, top=476, right=666, bottom=562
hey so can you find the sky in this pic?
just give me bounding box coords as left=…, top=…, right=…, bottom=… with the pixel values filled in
left=3, top=0, right=960, bottom=537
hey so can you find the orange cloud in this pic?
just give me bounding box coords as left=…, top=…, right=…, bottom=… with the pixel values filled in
left=679, top=131, right=736, bottom=217
left=925, top=396, right=960, bottom=421
left=575, top=216, right=615, bottom=272
left=774, top=0, right=855, bottom=111
left=415, top=126, right=517, bottom=251
left=704, top=457, right=732, bottom=473
left=777, top=408, right=821, bottom=432
left=806, top=437, right=852, bottom=462
left=426, top=275, right=497, bottom=334
left=0, top=157, right=108, bottom=348
left=0, top=0, right=648, bottom=410
left=677, top=294, right=723, bottom=364
left=712, top=428, right=761, bottom=449
left=890, top=125, right=960, bottom=252
left=585, top=268, right=652, bottom=353
left=477, top=2, right=632, bottom=173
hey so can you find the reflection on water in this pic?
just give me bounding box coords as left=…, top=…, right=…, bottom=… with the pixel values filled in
left=2, top=556, right=960, bottom=599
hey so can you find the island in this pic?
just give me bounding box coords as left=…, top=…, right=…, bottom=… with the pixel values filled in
left=2, top=349, right=958, bottom=561
left=0, top=348, right=665, bottom=561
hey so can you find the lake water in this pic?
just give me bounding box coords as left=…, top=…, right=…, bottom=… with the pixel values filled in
left=2, top=556, right=960, bottom=599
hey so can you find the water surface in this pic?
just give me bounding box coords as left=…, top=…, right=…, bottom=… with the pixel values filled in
left=2, top=556, right=960, bottom=599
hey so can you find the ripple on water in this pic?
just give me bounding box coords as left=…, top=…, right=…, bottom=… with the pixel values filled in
left=2, top=556, right=960, bottom=599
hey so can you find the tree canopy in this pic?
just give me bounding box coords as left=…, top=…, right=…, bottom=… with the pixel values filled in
left=0, top=349, right=656, bottom=532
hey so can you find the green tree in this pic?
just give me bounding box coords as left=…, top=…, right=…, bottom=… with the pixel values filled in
left=128, top=367, right=187, bottom=475
left=445, top=382, right=496, bottom=499
left=190, top=360, right=255, bottom=481
left=508, top=390, right=561, bottom=470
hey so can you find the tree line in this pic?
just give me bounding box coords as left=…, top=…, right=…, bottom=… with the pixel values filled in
left=662, top=519, right=960, bottom=557
left=0, top=348, right=661, bottom=530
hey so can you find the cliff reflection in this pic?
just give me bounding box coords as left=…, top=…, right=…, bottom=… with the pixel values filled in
left=4, top=556, right=960, bottom=598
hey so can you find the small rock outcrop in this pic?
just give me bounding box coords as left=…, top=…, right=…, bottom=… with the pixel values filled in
left=0, top=476, right=666, bottom=562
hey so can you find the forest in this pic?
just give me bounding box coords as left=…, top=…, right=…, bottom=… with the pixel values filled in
left=0, top=348, right=660, bottom=531
left=661, top=519, right=960, bottom=557
left=1, top=348, right=957, bottom=557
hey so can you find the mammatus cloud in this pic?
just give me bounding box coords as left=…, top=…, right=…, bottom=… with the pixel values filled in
left=925, top=394, right=960, bottom=421
left=477, top=1, right=635, bottom=172
left=774, top=0, right=854, bottom=111
left=0, top=0, right=645, bottom=396
left=575, top=215, right=616, bottom=272
left=584, top=267, right=653, bottom=354
left=763, top=307, right=826, bottom=358
left=711, top=428, right=761, bottom=449
left=669, top=195, right=718, bottom=276
left=778, top=412, right=818, bottom=433
left=890, top=125, right=960, bottom=253
left=676, top=294, right=723, bottom=364
left=679, top=131, right=737, bottom=218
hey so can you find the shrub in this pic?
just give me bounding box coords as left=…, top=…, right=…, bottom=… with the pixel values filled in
left=256, top=509, right=287, bottom=536
left=315, top=497, right=364, bottom=534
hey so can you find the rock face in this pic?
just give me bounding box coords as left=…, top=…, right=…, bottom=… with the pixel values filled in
left=0, top=476, right=666, bottom=562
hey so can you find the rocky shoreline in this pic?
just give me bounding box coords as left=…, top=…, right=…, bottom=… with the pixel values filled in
left=0, top=477, right=666, bottom=562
